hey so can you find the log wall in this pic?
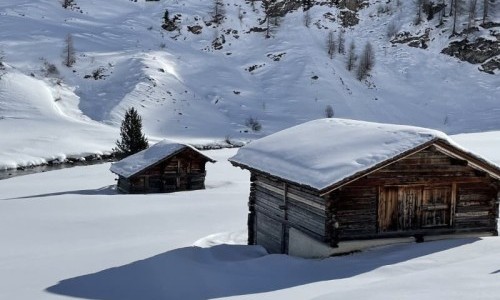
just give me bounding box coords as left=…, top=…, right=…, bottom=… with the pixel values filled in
left=326, top=146, right=499, bottom=243
left=249, top=173, right=327, bottom=254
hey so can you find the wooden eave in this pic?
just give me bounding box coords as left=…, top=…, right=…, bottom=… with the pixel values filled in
left=116, top=146, right=216, bottom=179
left=433, top=140, right=500, bottom=181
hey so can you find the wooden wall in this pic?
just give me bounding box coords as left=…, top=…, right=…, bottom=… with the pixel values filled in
left=326, top=146, right=499, bottom=244
left=248, top=173, right=327, bottom=254
left=117, top=148, right=209, bottom=193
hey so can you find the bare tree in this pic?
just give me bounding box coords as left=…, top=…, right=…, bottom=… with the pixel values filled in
left=338, top=30, right=345, bottom=54
left=439, top=0, right=446, bottom=25
left=356, top=42, right=375, bottom=80
left=468, top=0, right=478, bottom=30
left=346, top=41, right=357, bottom=71
left=304, top=9, right=311, bottom=27
left=211, top=0, right=226, bottom=25
left=452, top=0, right=462, bottom=35
left=415, top=0, right=424, bottom=24
left=62, top=34, right=76, bottom=67
left=327, top=30, right=336, bottom=59
left=263, top=0, right=279, bottom=38
left=482, top=0, right=489, bottom=24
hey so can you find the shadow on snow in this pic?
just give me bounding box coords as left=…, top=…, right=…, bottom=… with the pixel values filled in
left=1, top=185, right=116, bottom=200
left=46, top=238, right=479, bottom=300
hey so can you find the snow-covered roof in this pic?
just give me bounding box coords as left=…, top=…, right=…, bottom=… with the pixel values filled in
left=229, top=118, right=500, bottom=193
left=110, top=140, right=215, bottom=178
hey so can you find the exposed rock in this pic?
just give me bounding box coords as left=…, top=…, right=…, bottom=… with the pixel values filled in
left=441, top=37, right=500, bottom=64
left=339, top=10, right=359, bottom=27
left=391, top=29, right=431, bottom=49
left=187, top=25, right=202, bottom=34
left=247, top=27, right=267, bottom=33
left=245, top=64, right=265, bottom=73
left=162, top=14, right=181, bottom=32
left=480, top=21, right=500, bottom=29
left=479, top=57, right=500, bottom=74
left=422, top=2, right=445, bottom=21
left=265, top=0, right=303, bottom=18
left=212, top=34, right=226, bottom=50
left=267, top=52, right=286, bottom=61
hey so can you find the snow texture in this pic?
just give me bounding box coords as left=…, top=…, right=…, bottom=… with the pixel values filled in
left=110, top=140, right=215, bottom=178
left=1, top=148, right=500, bottom=300
left=1, top=0, right=499, bottom=169
left=230, top=118, right=473, bottom=191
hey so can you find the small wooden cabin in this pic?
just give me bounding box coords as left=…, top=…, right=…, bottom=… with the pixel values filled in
left=110, top=140, right=215, bottom=193
left=229, top=119, right=500, bottom=258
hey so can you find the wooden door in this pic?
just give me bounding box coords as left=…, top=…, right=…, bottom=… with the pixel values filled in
left=421, top=186, right=452, bottom=227
left=378, top=187, right=399, bottom=232
left=397, top=187, right=423, bottom=230
left=379, top=185, right=453, bottom=232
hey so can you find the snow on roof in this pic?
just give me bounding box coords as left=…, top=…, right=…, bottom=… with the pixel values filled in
left=229, top=118, right=457, bottom=192
left=110, top=140, right=215, bottom=178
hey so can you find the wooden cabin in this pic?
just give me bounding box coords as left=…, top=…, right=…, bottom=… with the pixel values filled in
left=110, top=140, right=215, bottom=193
left=229, top=119, right=500, bottom=258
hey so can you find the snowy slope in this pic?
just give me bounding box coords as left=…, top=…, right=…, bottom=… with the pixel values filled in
left=1, top=0, right=499, bottom=169
left=1, top=147, right=500, bottom=300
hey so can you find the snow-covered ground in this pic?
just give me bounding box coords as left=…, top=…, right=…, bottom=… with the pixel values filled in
left=1, top=143, right=500, bottom=300
left=1, top=0, right=499, bottom=169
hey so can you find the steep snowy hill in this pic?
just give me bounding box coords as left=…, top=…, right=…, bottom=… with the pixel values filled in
left=0, top=0, right=499, bottom=169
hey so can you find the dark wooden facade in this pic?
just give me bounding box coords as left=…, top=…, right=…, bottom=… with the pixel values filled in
left=116, top=148, right=212, bottom=194
left=242, top=142, right=500, bottom=255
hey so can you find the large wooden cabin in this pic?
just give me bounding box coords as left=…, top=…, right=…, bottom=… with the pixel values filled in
left=110, top=140, right=215, bottom=193
left=229, top=119, right=500, bottom=258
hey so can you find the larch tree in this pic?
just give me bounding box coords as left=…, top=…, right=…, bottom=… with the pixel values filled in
left=346, top=41, right=357, bottom=71
left=327, top=30, right=336, bottom=59
left=452, top=0, right=461, bottom=35
left=468, top=0, right=478, bottom=30
left=211, top=0, right=226, bottom=25
left=114, top=107, right=149, bottom=158
left=338, top=30, right=345, bottom=54
left=62, top=33, right=76, bottom=67
left=356, top=41, right=375, bottom=80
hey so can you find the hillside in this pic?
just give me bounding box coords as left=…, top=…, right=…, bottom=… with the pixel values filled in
left=1, top=0, right=499, bottom=169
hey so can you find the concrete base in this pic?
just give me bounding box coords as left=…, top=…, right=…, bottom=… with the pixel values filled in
left=287, top=229, right=495, bottom=259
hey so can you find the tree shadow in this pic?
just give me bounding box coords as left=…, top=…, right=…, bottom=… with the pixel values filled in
left=46, top=238, right=479, bottom=300
left=1, top=185, right=116, bottom=200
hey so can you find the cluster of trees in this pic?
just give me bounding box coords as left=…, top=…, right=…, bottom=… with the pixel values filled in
left=414, top=0, right=496, bottom=35
left=326, top=31, right=375, bottom=81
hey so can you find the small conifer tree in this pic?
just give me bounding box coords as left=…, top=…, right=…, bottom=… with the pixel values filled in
left=114, top=107, right=148, bottom=158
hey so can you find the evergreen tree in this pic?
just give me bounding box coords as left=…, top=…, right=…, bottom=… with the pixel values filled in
left=114, top=107, right=148, bottom=158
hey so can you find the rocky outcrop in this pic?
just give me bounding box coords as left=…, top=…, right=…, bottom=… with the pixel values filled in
left=391, top=29, right=431, bottom=49
left=442, top=37, right=500, bottom=73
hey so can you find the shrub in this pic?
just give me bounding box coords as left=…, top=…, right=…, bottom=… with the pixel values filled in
left=245, top=117, right=262, bottom=132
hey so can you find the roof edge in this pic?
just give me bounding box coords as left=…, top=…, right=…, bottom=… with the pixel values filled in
left=317, top=139, right=439, bottom=195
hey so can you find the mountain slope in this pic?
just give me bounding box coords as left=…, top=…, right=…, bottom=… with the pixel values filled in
left=0, top=0, right=499, bottom=169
